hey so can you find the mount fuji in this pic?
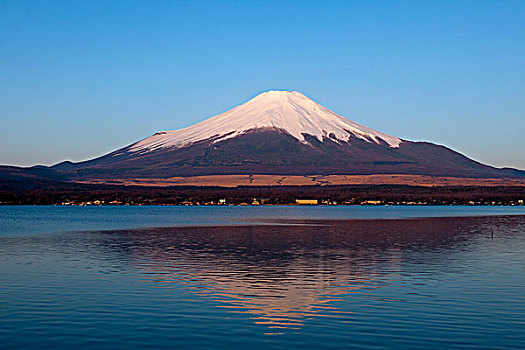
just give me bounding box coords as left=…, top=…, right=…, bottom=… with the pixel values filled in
left=4, top=90, right=524, bottom=186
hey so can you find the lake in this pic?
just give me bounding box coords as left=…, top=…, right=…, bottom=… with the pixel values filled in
left=1, top=206, right=524, bottom=349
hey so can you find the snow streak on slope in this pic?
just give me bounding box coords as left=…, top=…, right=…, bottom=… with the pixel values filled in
left=130, top=91, right=402, bottom=153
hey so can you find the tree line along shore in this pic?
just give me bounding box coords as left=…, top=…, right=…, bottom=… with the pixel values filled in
left=1, top=183, right=524, bottom=206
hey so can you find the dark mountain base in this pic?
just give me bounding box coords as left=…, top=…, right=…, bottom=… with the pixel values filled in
left=52, top=130, right=524, bottom=180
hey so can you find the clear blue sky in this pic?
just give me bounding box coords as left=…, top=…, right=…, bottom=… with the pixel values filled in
left=1, top=0, right=524, bottom=169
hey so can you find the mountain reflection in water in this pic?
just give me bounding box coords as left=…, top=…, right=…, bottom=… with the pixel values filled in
left=94, top=217, right=501, bottom=330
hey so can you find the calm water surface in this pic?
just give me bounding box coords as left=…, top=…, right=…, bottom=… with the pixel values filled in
left=1, top=206, right=524, bottom=349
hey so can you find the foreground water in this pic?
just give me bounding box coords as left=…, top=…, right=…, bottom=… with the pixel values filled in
left=1, top=206, right=524, bottom=349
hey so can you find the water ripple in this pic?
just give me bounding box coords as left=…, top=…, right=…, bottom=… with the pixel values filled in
left=1, top=214, right=524, bottom=349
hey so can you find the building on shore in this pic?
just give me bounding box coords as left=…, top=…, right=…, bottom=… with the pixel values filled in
left=295, top=199, right=318, bottom=205
left=361, top=200, right=383, bottom=205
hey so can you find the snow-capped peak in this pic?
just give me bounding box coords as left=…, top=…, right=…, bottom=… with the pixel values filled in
left=129, top=90, right=402, bottom=152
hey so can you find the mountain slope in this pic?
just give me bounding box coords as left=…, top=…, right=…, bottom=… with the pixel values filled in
left=37, top=90, right=523, bottom=182
left=45, top=89, right=523, bottom=182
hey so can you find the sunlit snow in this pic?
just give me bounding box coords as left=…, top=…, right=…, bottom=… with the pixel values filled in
left=130, top=90, right=402, bottom=152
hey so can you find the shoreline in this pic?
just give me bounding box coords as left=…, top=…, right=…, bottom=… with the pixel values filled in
left=2, top=203, right=525, bottom=207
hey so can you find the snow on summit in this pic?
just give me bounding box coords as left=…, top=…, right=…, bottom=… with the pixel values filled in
left=130, top=90, right=402, bottom=152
